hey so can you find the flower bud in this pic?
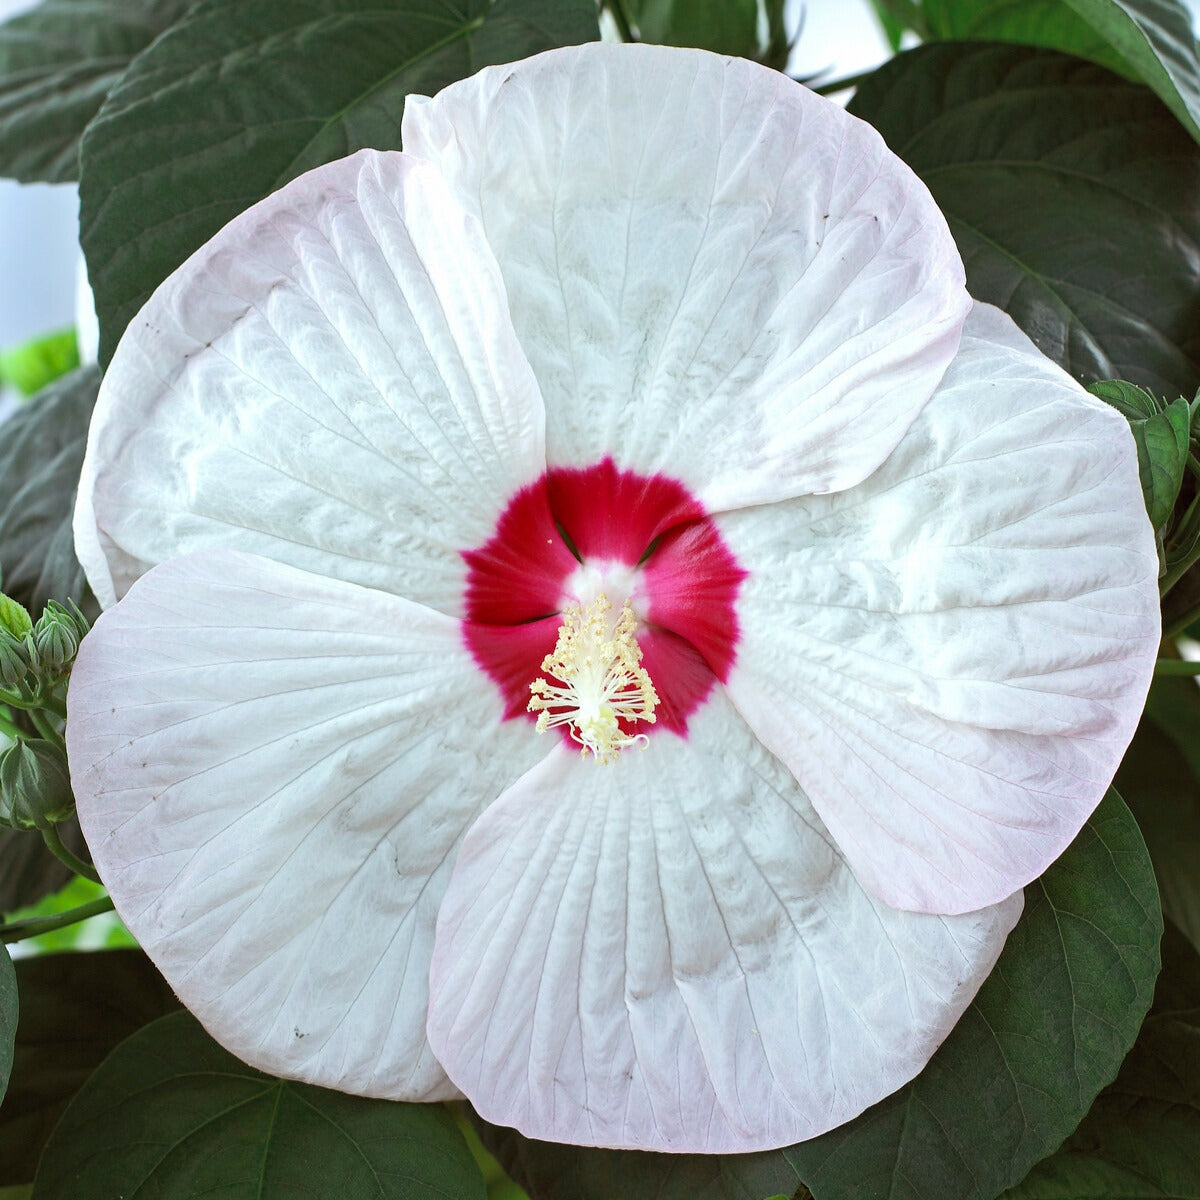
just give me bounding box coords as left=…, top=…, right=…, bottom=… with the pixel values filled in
left=0, top=738, right=75, bottom=831
left=33, top=602, right=83, bottom=674
left=0, top=629, right=33, bottom=692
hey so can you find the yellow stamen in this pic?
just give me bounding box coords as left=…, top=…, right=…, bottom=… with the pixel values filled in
left=527, top=593, right=658, bottom=764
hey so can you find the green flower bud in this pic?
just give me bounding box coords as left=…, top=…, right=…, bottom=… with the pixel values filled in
left=33, top=602, right=83, bottom=674
left=0, top=592, right=32, bottom=638
left=0, top=737, right=75, bottom=831
left=0, top=629, right=33, bottom=692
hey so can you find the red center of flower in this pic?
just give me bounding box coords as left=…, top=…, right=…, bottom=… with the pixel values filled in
left=462, top=458, right=745, bottom=743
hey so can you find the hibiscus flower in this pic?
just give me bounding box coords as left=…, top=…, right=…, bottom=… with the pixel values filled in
left=65, top=43, right=1159, bottom=1153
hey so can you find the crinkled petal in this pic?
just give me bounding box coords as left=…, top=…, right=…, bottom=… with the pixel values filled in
left=402, top=43, right=969, bottom=509
left=426, top=691, right=1022, bottom=1153
left=66, top=549, right=549, bottom=1099
left=719, top=303, right=1160, bottom=915
left=76, top=149, right=545, bottom=612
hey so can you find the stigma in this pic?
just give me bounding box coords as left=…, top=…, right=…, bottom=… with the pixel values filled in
left=528, top=593, right=658, bottom=763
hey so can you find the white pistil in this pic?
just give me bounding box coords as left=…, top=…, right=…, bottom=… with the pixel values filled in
left=528, top=593, right=659, bottom=764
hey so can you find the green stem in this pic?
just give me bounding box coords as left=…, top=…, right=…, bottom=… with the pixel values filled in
left=40, top=686, right=68, bottom=721
left=1, top=894, right=113, bottom=943
left=28, top=706, right=64, bottom=752
left=1165, top=602, right=1200, bottom=640
left=0, top=709, right=22, bottom=740
left=41, top=823, right=101, bottom=883
left=1154, top=658, right=1200, bottom=675
left=603, top=0, right=637, bottom=42
left=810, top=67, right=878, bottom=96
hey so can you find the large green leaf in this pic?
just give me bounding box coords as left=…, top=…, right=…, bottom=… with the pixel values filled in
left=0, top=821, right=87, bottom=915
left=32, top=1010, right=486, bottom=1200
left=847, top=42, right=1200, bottom=397
left=0, top=950, right=178, bottom=1185
left=1118, top=681, right=1200, bottom=950
left=80, top=0, right=599, bottom=366
left=0, top=946, right=14, bottom=1104
left=0, top=367, right=98, bottom=617
left=916, top=0, right=1200, bottom=147
left=1003, top=921, right=1200, bottom=1198
left=476, top=1120, right=799, bottom=1200
left=629, top=0, right=756, bottom=54
left=0, top=0, right=196, bottom=183
left=475, top=791, right=1161, bottom=1200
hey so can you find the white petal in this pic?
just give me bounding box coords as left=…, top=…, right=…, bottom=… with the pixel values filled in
left=720, top=303, right=1160, bottom=915
left=402, top=44, right=968, bottom=509
left=426, top=692, right=1021, bottom=1153
left=66, top=550, right=549, bottom=1099
left=76, top=150, right=545, bottom=611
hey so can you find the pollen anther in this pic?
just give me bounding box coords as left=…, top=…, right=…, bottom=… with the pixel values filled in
left=527, top=593, right=658, bottom=764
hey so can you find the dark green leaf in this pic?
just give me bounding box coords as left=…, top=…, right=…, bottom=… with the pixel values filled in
left=33, top=1009, right=487, bottom=1200
left=0, top=945, right=14, bottom=1103
left=80, top=0, right=599, bottom=366
left=476, top=1118, right=799, bottom=1200
left=0, top=821, right=86, bottom=915
left=1088, top=379, right=1162, bottom=421
left=0, top=366, right=98, bottom=617
left=919, top=0, right=1143, bottom=80
left=847, top=42, right=1200, bottom=396
left=0, top=0, right=197, bottom=183
left=475, top=791, right=1161, bottom=1200
left=1003, top=921, right=1200, bottom=1198
left=627, top=0, right=759, bottom=58
left=1117, top=693, right=1200, bottom=950
left=911, top=0, right=1200, bottom=146
left=1133, top=401, right=1187, bottom=531
left=1090, top=381, right=1190, bottom=533
left=0, top=949, right=178, bottom=1185
left=1064, top=0, right=1200, bottom=145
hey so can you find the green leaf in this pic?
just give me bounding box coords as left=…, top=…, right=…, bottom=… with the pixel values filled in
left=1117, top=689, right=1200, bottom=951
left=912, top=0, right=1200, bottom=148
left=474, top=791, right=1161, bottom=1200
left=32, top=1010, right=487, bottom=1200
left=847, top=42, right=1200, bottom=397
left=80, top=0, right=599, bottom=366
left=1132, top=397, right=1188, bottom=531
left=1088, top=378, right=1162, bottom=421
left=919, top=0, right=1147, bottom=80
left=0, top=950, right=178, bottom=1185
left=1091, top=384, right=1190, bottom=530
left=0, top=366, right=98, bottom=617
left=0, top=945, right=14, bottom=1103
left=0, top=821, right=85, bottom=915
left=627, top=0, right=759, bottom=58
left=476, top=1118, right=800, bottom=1200
left=1002, top=920, right=1200, bottom=1198
left=1062, top=0, right=1200, bottom=145
left=0, top=0, right=197, bottom=184
left=0, top=330, right=78, bottom=398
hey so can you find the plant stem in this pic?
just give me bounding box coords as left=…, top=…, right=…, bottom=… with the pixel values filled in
left=604, top=0, right=637, bottom=42
left=810, top=67, right=878, bottom=96
left=27, top=706, right=64, bottom=751
left=41, top=823, right=101, bottom=883
left=0, top=894, right=113, bottom=943
left=0, top=709, right=22, bottom=741
left=1154, top=658, right=1200, bottom=676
